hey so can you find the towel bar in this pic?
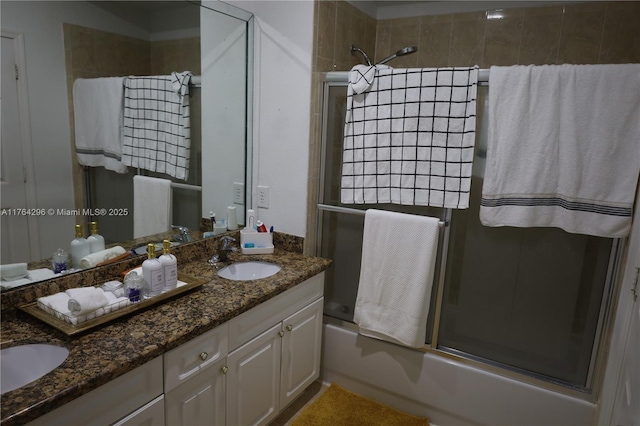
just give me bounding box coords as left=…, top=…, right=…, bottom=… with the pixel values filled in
left=317, top=203, right=447, bottom=228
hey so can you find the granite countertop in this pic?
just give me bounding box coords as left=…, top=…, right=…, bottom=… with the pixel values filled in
left=0, top=241, right=331, bottom=426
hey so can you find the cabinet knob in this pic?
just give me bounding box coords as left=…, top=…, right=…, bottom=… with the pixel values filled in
left=278, top=330, right=285, bottom=337
left=221, top=366, right=228, bottom=374
left=199, top=352, right=208, bottom=361
left=286, top=324, right=293, bottom=332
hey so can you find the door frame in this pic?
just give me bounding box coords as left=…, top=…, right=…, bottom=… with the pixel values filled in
left=2, top=30, right=40, bottom=261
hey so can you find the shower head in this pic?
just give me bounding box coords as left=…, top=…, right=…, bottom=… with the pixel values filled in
left=350, top=45, right=372, bottom=66
left=376, top=45, right=418, bottom=65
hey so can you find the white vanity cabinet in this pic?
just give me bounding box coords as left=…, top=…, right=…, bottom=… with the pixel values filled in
left=225, top=273, right=324, bottom=426
left=165, top=271, right=325, bottom=426
left=26, top=356, right=164, bottom=426
left=164, top=323, right=228, bottom=425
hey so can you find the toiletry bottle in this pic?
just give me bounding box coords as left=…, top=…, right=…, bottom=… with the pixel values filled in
left=142, top=243, right=164, bottom=298
left=124, top=271, right=147, bottom=302
left=51, top=248, right=69, bottom=273
left=159, top=239, right=178, bottom=292
left=70, top=224, right=91, bottom=268
left=87, top=221, right=105, bottom=253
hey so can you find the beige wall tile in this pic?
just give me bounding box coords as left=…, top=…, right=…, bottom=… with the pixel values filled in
left=519, top=13, right=562, bottom=65
left=418, top=19, right=452, bottom=67
left=599, top=3, right=640, bottom=64
left=557, top=10, right=604, bottom=64
left=316, top=0, right=336, bottom=63
left=449, top=17, right=485, bottom=67
left=483, top=15, right=523, bottom=67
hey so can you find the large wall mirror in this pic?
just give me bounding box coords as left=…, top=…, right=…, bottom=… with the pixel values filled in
left=0, top=0, right=253, bottom=290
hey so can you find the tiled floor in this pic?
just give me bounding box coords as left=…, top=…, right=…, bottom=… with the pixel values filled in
left=269, top=381, right=328, bottom=426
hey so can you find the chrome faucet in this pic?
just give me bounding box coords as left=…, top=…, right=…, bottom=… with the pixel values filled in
left=218, top=236, right=236, bottom=262
left=171, top=225, right=192, bottom=243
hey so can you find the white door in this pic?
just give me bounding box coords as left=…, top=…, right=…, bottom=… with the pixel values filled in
left=1, top=34, right=34, bottom=263
left=280, top=297, right=323, bottom=409
left=226, top=323, right=281, bottom=426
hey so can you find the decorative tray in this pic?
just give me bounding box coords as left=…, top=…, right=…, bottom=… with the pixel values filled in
left=20, top=273, right=207, bottom=336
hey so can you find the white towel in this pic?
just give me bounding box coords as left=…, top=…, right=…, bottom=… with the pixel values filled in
left=1, top=268, right=57, bottom=289
left=133, top=175, right=172, bottom=238
left=121, top=73, right=192, bottom=180
left=480, top=64, right=640, bottom=238
left=341, top=67, right=479, bottom=209
left=38, top=292, right=71, bottom=316
left=73, top=77, right=129, bottom=174
left=79, top=246, right=126, bottom=269
left=349, top=65, right=389, bottom=95
left=0, top=263, right=28, bottom=280
left=68, top=287, right=109, bottom=316
left=354, top=210, right=440, bottom=348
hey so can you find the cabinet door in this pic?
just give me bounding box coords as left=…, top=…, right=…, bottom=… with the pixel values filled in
left=165, top=358, right=226, bottom=426
left=280, top=297, right=323, bottom=408
left=226, top=323, right=282, bottom=426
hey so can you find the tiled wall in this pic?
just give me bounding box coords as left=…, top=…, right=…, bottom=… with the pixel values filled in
left=305, top=1, right=640, bottom=252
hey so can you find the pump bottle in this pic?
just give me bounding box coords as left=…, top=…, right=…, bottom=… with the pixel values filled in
left=87, top=221, right=105, bottom=253
left=70, top=224, right=91, bottom=268
left=142, top=243, right=164, bottom=297
left=159, top=239, right=178, bottom=292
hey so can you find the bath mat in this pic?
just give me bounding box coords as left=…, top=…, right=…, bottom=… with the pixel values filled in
left=291, top=384, right=429, bottom=426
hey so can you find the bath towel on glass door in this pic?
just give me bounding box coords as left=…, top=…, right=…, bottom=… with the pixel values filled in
left=341, top=66, right=479, bottom=208
left=480, top=64, right=640, bottom=238
left=121, top=72, right=192, bottom=180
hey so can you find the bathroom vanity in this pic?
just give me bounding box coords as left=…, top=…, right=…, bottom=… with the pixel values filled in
left=0, top=234, right=330, bottom=426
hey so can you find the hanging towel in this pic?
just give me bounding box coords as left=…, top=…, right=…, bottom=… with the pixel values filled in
left=480, top=64, right=640, bottom=238
left=341, top=66, right=479, bottom=209
left=133, top=175, right=172, bottom=238
left=73, top=77, right=129, bottom=174
left=349, top=64, right=389, bottom=95
left=121, top=72, right=192, bottom=180
left=354, top=210, right=440, bottom=348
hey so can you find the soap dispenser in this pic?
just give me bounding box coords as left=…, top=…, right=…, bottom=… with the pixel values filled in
left=87, top=221, right=105, bottom=253
left=142, top=243, right=164, bottom=298
left=70, top=224, right=91, bottom=268
left=159, top=239, right=178, bottom=292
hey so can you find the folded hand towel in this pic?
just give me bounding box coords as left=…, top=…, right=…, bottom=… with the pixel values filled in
left=354, top=210, right=440, bottom=348
left=66, top=286, right=98, bottom=298
left=73, top=77, right=128, bottom=174
left=104, top=291, right=130, bottom=312
left=38, top=292, right=71, bottom=316
left=68, top=288, right=109, bottom=316
left=79, top=246, right=126, bottom=269
left=133, top=175, right=172, bottom=238
left=0, top=263, right=28, bottom=281
left=2, top=268, right=57, bottom=289
left=480, top=64, right=640, bottom=238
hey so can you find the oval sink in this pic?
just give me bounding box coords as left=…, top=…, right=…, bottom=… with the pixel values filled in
left=1, top=344, right=69, bottom=394
left=218, top=261, right=281, bottom=281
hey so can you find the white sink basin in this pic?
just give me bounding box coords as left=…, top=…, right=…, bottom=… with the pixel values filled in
left=217, top=261, right=281, bottom=281
left=1, top=344, right=69, bottom=394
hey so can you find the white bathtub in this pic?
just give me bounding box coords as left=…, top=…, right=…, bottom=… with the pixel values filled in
left=321, top=323, right=595, bottom=426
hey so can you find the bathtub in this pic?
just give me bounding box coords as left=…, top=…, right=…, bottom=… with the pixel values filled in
left=320, top=323, right=595, bottom=426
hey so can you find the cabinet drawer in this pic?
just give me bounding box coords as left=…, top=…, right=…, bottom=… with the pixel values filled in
left=27, top=357, right=163, bottom=426
left=112, top=395, right=165, bottom=426
left=228, top=272, right=324, bottom=350
left=164, top=322, right=228, bottom=392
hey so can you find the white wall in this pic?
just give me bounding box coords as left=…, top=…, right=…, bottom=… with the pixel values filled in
left=230, top=0, right=315, bottom=237
left=1, top=1, right=149, bottom=259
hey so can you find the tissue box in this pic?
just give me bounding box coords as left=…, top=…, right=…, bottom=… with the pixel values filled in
left=240, top=229, right=274, bottom=254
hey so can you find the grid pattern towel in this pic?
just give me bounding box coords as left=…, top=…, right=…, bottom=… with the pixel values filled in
left=480, top=64, right=640, bottom=238
left=341, top=66, right=479, bottom=208
left=121, top=73, right=192, bottom=180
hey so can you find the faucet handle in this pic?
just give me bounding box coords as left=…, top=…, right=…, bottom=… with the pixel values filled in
left=220, top=236, right=236, bottom=249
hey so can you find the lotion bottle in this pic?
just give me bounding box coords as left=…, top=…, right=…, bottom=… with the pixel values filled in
left=159, top=239, right=178, bottom=292
left=87, top=221, right=105, bottom=253
left=70, top=224, right=91, bottom=268
left=143, top=243, right=164, bottom=298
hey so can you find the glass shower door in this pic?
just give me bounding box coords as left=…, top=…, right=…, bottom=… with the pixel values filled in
left=318, top=80, right=620, bottom=391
